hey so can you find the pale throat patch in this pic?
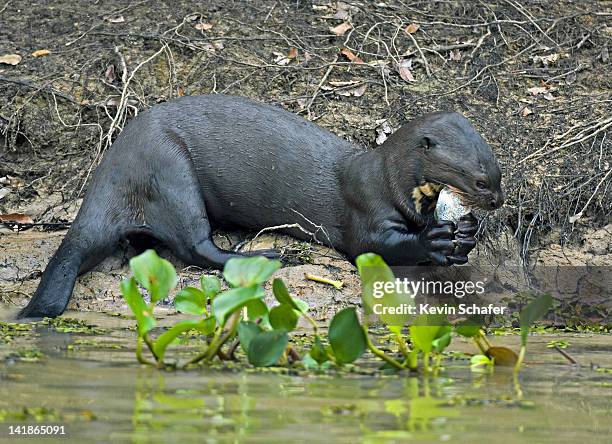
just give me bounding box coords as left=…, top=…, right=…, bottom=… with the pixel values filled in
left=411, top=182, right=444, bottom=214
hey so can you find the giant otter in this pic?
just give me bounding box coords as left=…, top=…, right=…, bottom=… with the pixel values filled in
left=19, top=94, right=503, bottom=318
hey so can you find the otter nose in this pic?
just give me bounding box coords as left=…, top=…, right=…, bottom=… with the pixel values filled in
left=489, top=193, right=504, bottom=209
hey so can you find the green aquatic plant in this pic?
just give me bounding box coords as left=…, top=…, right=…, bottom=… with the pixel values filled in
left=119, top=250, right=551, bottom=374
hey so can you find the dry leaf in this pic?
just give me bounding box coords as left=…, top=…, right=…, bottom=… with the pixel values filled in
left=0, top=54, right=22, bottom=65
left=527, top=86, right=547, bottom=95
left=486, top=347, right=519, bottom=366
left=0, top=213, right=34, bottom=224
left=375, top=132, right=387, bottom=145
left=521, top=106, right=533, bottom=117
left=340, top=47, right=363, bottom=64
left=397, top=59, right=415, bottom=82
left=569, top=211, right=583, bottom=224
left=287, top=47, right=298, bottom=59
left=329, top=22, right=352, bottom=36
left=177, top=86, right=185, bottom=97
left=449, top=49, right=462, bottom=61
left=32, top=49, right=50, bottom=57
left=336, top=84, right=367, bottom=97
left=0, top=188, right=9, bottom=200
left=532, top=53, right=560, bottom=66
left=405, top=23, right=420, bottom=34
left=350, top=84, right=367, bottom=97
left=195, top=22, right=213, bottom=31
left=106, top=15, right=125, bottom=23
left=565, top=71, right=577, bottom=85
left=273, top=51, right=291, bottom=66
left=328, top=80, right=360, bottom=87
left=543, top=92, right=555, bottom=101
left=601, top=45, right=609, bottom=62
left=104, top=64, right=116, bottom=82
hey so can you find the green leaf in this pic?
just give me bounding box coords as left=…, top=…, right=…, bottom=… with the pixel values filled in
left=153, top=320, right=204, bottom=361
left=245, top=299, right=271, bottom=329
left=328, top=307, right=367, bottom=364
left=269, top=304, right=299, bottom=331
left=455, top=315, right=484, bottom=338
left=272, top=278, right=300, bottom=310
left=200, top=275, right=221, bottom=300
left=470, top=354, right=493, bottom=367
left=356, top=253, right=412, bottom=329
left=310, top=335, right=330, bottom=365
left=519, top=294, right=553, bottom=347
left=197, top=316, right=217, bottom=336
left=410, top=314, right=449, bottom=354
left=223, top=256, right=281, bottom=288
left=431, top=325, right=452, bottom=353
left=174, top=287, right=207, bottom=316
left=129, top=249, right=178, bottom=303
left=237, top=321, right=263, bottom=354
left=120, top=278, right=155, bottom=335
left=247, top=330, right=288, bottom=367
left=293, top=298, right=309, bottom=314
left=212, top=286, right=264, bottom=326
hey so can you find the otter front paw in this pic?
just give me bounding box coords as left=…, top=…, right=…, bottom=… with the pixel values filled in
left=447, top=213, right=478, bottom=265
left=421, top=221, right=456, bottom=265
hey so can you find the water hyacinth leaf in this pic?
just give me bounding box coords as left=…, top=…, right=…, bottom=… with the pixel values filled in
left=470, top=354, right=493, bottom=367
left=269, top=304, right=299, bottom=331
left=129, top=249, right=178, bottom=303
left=272, top=278, right=300, bottom=310
left=355, top=253, right=412, bottom=329
left=310, top=335, right=330, bottom=365
left=245, top=299, right=271, bottom=329
left=212, top=286, right=264, bottom=326
left=294, top=298, right=309, bottom=314
left=198, top=316, right=217, bottom=336
left=455, top=315, right=484, bottom=338
left=223, top=256, right=281, bottom=288
left=410, top=314, right=449, bottom=354
left=237, top=321, right=263, bottom=354
left=247, top=330, right=289, bottom=367
left=200, top=275, right=221, bottom=300
left=519, top=293, right=553, bottom=347
left=153, top=319, right=205, bottom=361
left=431, top=325, right=452, bottom=353
left=120, top=277, right=155, bottom=335
left=486, top=346, right=519, bottom=367
left=174, top=287, right=207, bottom=316
left=328, top=307, right=367, bottom=364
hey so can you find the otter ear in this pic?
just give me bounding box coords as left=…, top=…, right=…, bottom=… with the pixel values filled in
left=421, top=137, right=435, bottom=149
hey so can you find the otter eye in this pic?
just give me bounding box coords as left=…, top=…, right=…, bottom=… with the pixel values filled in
left=476, top=180, right=487, bottom=190
left=421, top=137, right=435, bottom=149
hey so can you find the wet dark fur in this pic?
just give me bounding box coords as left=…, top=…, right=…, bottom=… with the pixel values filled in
left=19, top=95, right=503, bottom=318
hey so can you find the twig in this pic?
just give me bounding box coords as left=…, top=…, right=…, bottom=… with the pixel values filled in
left=553, top=345, right=579, bottom=365
left=405, top=31, right=431, bottom=76
left=306, top=56, right=337, bottom=119
left=304, top=273, right=343, bottom=290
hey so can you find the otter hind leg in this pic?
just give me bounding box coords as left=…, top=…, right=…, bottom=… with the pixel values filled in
left=144, top=164, right=279, bottom=270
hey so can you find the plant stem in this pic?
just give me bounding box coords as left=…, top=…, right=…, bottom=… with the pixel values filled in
left=479, top=330, right=492, bottom=349
left=142, top=333, right=162, bottom=368
left=394, top=331, right=411, bottom=358
left=362, top=326, right=404, bottom=369
left=302, top=312, right=319, bottom=336
left=304, top=273, right=343, bottom=289
left=514, top=345, right=526, bottom=373
left=473, top=336, right=487, bottom=354
left=136, top=336, right=155, bottom=366
left=423, top=352, right=431, bottom=373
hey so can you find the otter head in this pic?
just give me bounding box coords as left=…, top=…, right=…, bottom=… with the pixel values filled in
left=413, top=112, right=504, bottom=211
